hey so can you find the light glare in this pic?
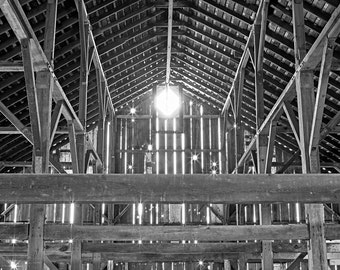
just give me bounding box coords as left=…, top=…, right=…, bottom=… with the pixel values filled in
left=155, top=87, right=180, bottom=116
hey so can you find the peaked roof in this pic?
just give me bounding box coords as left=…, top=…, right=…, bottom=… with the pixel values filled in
left=0, top=0, right=339, bottom=172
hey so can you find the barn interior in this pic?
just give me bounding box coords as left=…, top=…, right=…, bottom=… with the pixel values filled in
left=0, top=0, right=339, bottom=269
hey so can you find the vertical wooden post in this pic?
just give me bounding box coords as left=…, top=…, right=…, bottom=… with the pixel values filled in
left=21, top=38, right=41, bottom=156
left=292, top=1, right=328, bottom=269
left=110, top=113, right=117, bottom=173
left=96, top=68, right=105, bottom=166
left=238, top=255, right=247, bottom=270
left=253, top=1, right=272, bottom=269
left=27, top=204, right=45, bottom=270
left=22, top=36, right=45, bottom=270
left=225, top=113, right=235, bottom=173
left=72, top=1, right=89, bottom=269
left=233, top=69, right=245, bottom=174
left=93, top=253, right=101, bottom=270
left=22, top=0, right=58, bottom=267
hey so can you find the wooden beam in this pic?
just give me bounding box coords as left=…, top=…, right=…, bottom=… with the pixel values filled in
left=283, top=102, right=300, bottom=148
left=275, top=150, right=301, bottom=174
left=76, top=0, right=90, bottom=176
left=286, top=252, right=308, bottom=270
left=222, top=32, right=252, bottom=114
left=0, top=252, right=326, bottom=264
left=44, top=255, right=58, bottom=270
left=292, top=1, right=328, bottom=270
left=265, top=119, right=277, bottom=173
left=232, top=2, right=340, bottom=171
left=0, top=101, right=33, bottom=142
left=309, top=38, right=336, bottom=154
left=4, top=239, right=340, bottom=258
left=35, top=0, right=58, bottom=171
left=27, top=204, right=45, bottom=270
left=165, top=0, right=174, bottom=84
left=96, top=69, right=105, bottom=165
left=42, top=223, right=340, bottom=241
left=0, top=61, right=23, bottom=72
left=306, top=204, right=328, bottom=270
left=21, top=38, right=41, bottom=153
left=81, top=241, right=307, bottom=254
left=50, top=101, right=63, bottom=146
left=75, top=0, right=114, bottom=112
left=0, top=0, right=84, bottom=132
left=253, top=2, right=272, bottom=269
left=67, top=120, right=79, bottom=173
left=2, top=174, right=340, bottom=203
left=0, top=100, right=65, bottom=173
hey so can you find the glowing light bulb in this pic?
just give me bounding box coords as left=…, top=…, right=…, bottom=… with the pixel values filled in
left=212, top=162, right=217, bottom=167
left=198, top=260, right=203, bottom=266
left=192, top=154, right=198, bottom=161
left=211, top=170, right=217, bottom=175
left=130, top=108, right=136, bottom=114
left=128, top=165, right=133, bottom=170
left=147, top=144, right=153, bottom=151
left=10, top=261, right=17, bottom=269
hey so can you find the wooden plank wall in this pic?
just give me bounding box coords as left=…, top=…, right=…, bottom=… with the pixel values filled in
left=112, top=99, right=224, bottom=226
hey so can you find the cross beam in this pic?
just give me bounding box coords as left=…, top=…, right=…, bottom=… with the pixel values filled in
left=2, top=223, right=340, bottom=241
left=0, top=174, right=340, bottom=203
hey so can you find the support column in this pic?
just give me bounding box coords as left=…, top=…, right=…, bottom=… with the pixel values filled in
left=234, top=68, right=245, bottom=174
left=292, top=1, right=328, bottom=269
left=253, top=1, right=272, bottom=269
left=72, top=1, right=90, bottom=269
left=22, top=0, right=57, bottom=267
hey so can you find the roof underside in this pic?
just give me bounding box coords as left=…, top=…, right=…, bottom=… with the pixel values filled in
left=0, top=0, right=339, bottom=172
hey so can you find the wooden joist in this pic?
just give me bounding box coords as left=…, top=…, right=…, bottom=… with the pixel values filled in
left=0, top=174, right=340, bottom=203
left=1, top=223, right=340, bottom=242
